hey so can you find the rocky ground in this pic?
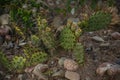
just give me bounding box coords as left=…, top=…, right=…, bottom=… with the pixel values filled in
left=0, top=28, right=120, bottom=80
left=0, top=0, right=120, bottom=80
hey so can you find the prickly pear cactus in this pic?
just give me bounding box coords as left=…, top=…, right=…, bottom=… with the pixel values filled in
left=30, top=52, right=48, bottom=65
left=11, top=56, right=26, bottom=72
left=41, top=30, right=55, bottom=50
left=87, top=12, right=111, bottom=31
left=73, top=43, right=84, bottom=64
left=60, top=27, right=75, bottom=50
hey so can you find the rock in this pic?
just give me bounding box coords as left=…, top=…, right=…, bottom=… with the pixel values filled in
left=96, top=62, right=113, bottom=76
left=52, top=70, right=65, bottom=77
left=71, top=8, right=75, bottom=15
left=107, top=64, right=120, bottom=76
left=67, top=18, right=79, bottom=23
left=52, top=67, right=58, bottom=73
left=0, top=14, right=10, bottom=25
left=67, top=18, right=79, bottom=29
left=5, top=75, right=13, bottom=80
left=32, top=7, right=37, bottom=17
left=65, top=71, right=80, bottom=80
left=33, top=64, right=48, bottom=73
left=18, top=74, right=23, bottom=80
left=19, top=42, right=27, bottom=46
left=111, top=32, right=120, bottom=40
left=18, top=74, right=29, bottom=80
left=88, top=32, right=94, bottom=35
left=58, top=57, right=66, bottom=66
left=100, top=43, right=110, bottom=47
left=25, top=67, right=34, bottom=73
left=56, top=0, right=60, bottom=4
left=85, top=76, right=91, bottom=80
left=64, top=59, right=79, bottom=71
left=32, top=64, right=48, bottom=80
left=91, top=36, right=104, bottom=42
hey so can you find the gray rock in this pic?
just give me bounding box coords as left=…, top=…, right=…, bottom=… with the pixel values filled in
left=17, top=73, right=32, bottom=80
left=85, top=76, right=91, bottom=80
left=18, top=74, right=24, bottom=80
left=111, top=32, right=120, bottom=40
left=33, top=64, right=48, bottom=73
left=58, top=57, right=66, bottom=66
left=65, top=71, right=80, bottom=80
left=100, top=43, right=110, bottom=47
left=32, top=64, right=48, bottom=80
left=0, top=14, right=10, bottom=25
left=19, top=42, right=27, bottom=46
left=71, top=8, right=75, bottom=15
left=91, top=36, right=104, bottom=42
left=52, top=70, right=65, bottom=77
left=67, top=18, right=79, bottom=23
left=5, top=75, right=13, bottom=80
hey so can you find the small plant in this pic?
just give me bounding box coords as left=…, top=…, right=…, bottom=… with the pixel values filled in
left=36, top=16, right=56, bottom=53
left=86, top=12, right=111, bottom=31
left=60, top=27, right=76, bottom=50
left=73, top=43, right=84, bottom=64
left=41, top=29, right=55, bottom=51
left=0, top=51, right=11, bottom=70
left=11, top=56, right=26, bottom=72
left=30, top=52, right=48, bottom=65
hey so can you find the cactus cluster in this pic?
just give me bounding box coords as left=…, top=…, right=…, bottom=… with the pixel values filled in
left=60, top=27, right=76, bottom=50
left=37, top=16, right=56, bottom=53
left=23, top=46, right=48, bottom=66
left=11, top=56, right=26, bottom=72
left=73, top=43, right=84, bottom=64
left=87, top=12, right=111, bottom=31
left=30, top=52, right=48, bottom=65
